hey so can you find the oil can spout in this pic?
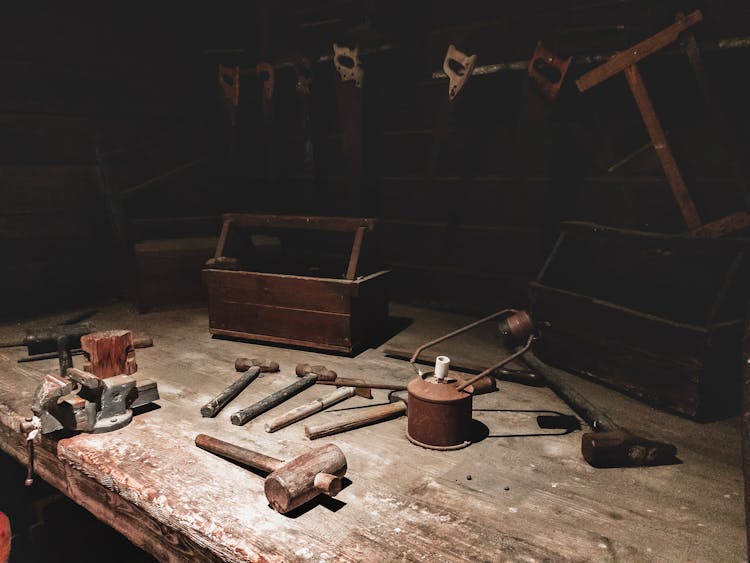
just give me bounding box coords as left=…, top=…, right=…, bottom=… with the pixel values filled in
left=434, top=356, right=450, bottom=382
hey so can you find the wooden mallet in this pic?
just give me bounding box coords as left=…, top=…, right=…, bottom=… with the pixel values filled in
left=195, top=434, right=347, bottom=513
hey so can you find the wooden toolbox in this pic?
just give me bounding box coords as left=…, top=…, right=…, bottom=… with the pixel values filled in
left=202, top=214, right=390, bottom=354
left=529, top=221, right=748, bottom=419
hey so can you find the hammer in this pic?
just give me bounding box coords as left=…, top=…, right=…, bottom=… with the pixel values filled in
left=201, top=358, right=279, bottom=417
left=305, top=390, right=408, bottom=440
left=236, top=358, right=280, bottom=373
left=265, top=386, right=372, bottom=433
left=231, top=375, right=318, bottom=425
left=295, top=363, right=409, bottom=392
left=295, top=363, right=337, bottom=380
left=523, top=354, right=677, bottom=467
left=195, top=434, right=347, bottom=513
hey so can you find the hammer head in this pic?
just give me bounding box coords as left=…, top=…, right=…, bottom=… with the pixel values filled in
left=264, top=443, right=347, bottom=513
left=295, top=363, right=337, bottom=381
left=235, top=358, right=280, bottom=373
left=581, top=429, right=677, bottom=468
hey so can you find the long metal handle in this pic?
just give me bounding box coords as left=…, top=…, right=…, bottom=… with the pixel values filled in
left=195, top=433, right=283, bottom=473
left=409, top=309, right=518, bottom=375
left=455, top=334, right=535, bottom=391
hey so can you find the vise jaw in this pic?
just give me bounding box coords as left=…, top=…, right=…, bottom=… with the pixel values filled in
left=32, top=368, right=159, bottom=435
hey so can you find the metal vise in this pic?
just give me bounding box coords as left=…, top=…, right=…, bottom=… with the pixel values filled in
left=31, top=368, right=158, bottom=434
left=28, top=330, right=159, bottom=434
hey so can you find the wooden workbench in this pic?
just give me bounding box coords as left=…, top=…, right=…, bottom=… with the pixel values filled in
left=0, top=304, right=745, bottom=561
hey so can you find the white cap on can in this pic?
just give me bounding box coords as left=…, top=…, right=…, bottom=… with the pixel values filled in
left=434, top=356, right=450, bottom=382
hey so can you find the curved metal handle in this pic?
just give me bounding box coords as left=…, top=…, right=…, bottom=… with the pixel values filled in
left=409, top=309, right=518, bottom=376
left=455, top=334, right=536, bottom=392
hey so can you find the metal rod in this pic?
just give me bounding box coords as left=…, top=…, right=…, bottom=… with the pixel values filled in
left=431, top=35, right=750, bottom=80
left=455, top=334, right=536, bottom=392
left=409, top=309, right=517, bottom=374
left=607, top=131, right=669, bottom=173
left=316, top=379, right=406, bottom=391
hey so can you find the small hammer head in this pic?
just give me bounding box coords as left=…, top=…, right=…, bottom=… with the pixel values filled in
left=295, top=363, right=337, bottom=381
left=235, top=358, right=279, bottom=373
left=263, top=443, right=347, bottom=513
left=581, top=429, right=677, bottom=468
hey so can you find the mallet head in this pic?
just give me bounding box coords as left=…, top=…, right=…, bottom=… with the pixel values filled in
left=264, top=443, right=347, bottom=513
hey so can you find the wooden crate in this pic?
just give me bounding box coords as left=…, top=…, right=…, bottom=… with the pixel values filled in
left=203, top=214, right=390, bottom=354
left=529, top=221, right=748, bottom=419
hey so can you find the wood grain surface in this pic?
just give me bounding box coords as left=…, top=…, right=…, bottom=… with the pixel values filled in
left=0, top=303, right=745, bottom=561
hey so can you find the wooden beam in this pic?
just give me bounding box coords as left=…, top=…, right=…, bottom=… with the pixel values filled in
left=576, top=10, right=703, bottom=91
left=623, top=64, right=702, bottom=231
left=691, top=211, right=750, bottom=238
left=222, top=214, right=376, bottom=232
left=345, top=226, right=366, bottom=280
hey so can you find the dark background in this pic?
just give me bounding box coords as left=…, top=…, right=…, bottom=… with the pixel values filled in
left=1, top=0, right=748, bottom=318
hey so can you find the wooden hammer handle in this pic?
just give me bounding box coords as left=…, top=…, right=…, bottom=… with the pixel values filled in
left=231, top=375, right=317, bottom=425
left=200, top=367, right=261, bottom=418
left=265, top=386, right=356, bottom=433
left=195, top=434, right=283, bottom=473
left=305, top=401, right=407, bottom=440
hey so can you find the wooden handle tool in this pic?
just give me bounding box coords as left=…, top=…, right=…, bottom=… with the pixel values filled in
left=305, top=391, right=408, bottom=440
left=265, top=386, right=358, bottom=433
left=201, top=366, right=261, bottom=418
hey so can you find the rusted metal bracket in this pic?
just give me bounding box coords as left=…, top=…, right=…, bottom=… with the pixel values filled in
left=443, top=44, right=477, bottom=102
left=527, top=41, right=571, bottom=102
left=333, top=43, right=363, bottom=88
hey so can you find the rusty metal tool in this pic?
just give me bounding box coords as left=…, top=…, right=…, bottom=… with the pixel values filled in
left=316, top=379, right=404, bottom=392
left=17, top=335, right=153, bottom=363
left=306, top=390, right=408, bottom=440
left=405, top=310, right=536, bottom=449
left=265, top=386, right=370, bottom=433
left=0, top=322, right=95, bottom=354
left=520, top=322, right=678, bottom=467
left=236, top=357, right=280, bottom=373
left=295, top=363, right=337, bottom=380
left=295, top=363, right=405, bottom=392
left=195, top=433, right=347, bottom=513
left=201, top=366, right=262, bottom=418
left=231, top=375, right=317, bottom=426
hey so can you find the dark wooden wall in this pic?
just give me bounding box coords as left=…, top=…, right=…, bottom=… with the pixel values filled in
left=2, top=1, right=749, bottom=317
left=0, top=3, right=221, bottom=318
